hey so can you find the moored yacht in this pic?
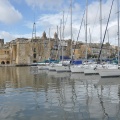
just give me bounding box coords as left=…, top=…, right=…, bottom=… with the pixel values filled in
left=99, top=68, right=120, bottom=77
left=70, top=63, right=90, bottom=73
left=84, top=63, right=119, bottom=75
left=37, top=62, right=49, bottom=70
left=70, top=60, right=84, bottom=73
left=48, top=63, right=56, bottom=71
left=70, top=64, right=84, bottom=73
left=55, top=65, right=71, bottom=72
left=55, top=60, right=71, bottom=72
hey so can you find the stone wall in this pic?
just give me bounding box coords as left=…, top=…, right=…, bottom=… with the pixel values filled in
left=0, top=48, right=10, bottom=64
left=16, top=41, right=30, bottom=65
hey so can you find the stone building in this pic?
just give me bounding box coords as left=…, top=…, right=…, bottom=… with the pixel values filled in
left=0, top=32, right=118, bottom=65
left=0, top=39, right=10, bottom=64
left=89, top=42, right=117, bottom=59
left=72, top=42, right=117, bottom=59
left=0, top=32, right=71, bottom=65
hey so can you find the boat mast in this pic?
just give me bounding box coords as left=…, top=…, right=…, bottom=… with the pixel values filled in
left=56, top=25, right=59, bottom=59
left=59, top=19, right=62, bottom=60
left=107, top=30, right=110, bottom=59
left=100, top=0, right=102, bottom=62
left=62, top=11, right=64, bottom=62
left=85, top=0, right=88, bottom=61
left=89, top=28, right=91, bottom=44
left=89, top=28, right=91, bottom=57
left=71, top=0, right=73, bottom=59
left=49, top=28, right=50, bottom=60
left=97, top=0, right=114, bottom=63
left=117, top=0, right=120, bottom=65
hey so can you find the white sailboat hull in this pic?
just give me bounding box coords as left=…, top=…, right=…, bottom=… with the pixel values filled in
left=84, top=64, right=118, bottom=75
left=84, top=69, right=99, bottom=75
left=37, top=65, right=47, bottom=70
left=37, top=65, right=48, bottom=70
left=99, top=69, right=120, bottom=77
left=70, top=65, right=84, bottom=73
left=55, top=66, right=71, bottom=72
left=48, top=66, right=56, bottom=71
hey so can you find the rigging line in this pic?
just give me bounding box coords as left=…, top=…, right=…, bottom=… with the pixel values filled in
left=72, top=9, right=85, bottom=59
left=64, top=4, right=71, bottom=31
left=97, top=0, right=115, bottom=63
left=77, top=10, right=86, bottom=42
left=91, top=7, right=117, bottom=41
left=91, top=5, right=99, bottom=37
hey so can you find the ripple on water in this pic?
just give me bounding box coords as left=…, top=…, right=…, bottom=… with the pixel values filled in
left=0, top=67, right=120, bottom=120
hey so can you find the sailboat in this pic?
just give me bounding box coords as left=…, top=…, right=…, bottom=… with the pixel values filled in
left=70, top=14, right=86, bottom=73
left=83, top=0, right=105, bottom=75
left=47, top=28, right=60, bottom=71
left=70, top=0, right=90, bottom=73
left=55, top=1, right=72, bottom=72
left=83, top=0, right=120, bottom=76
left=49, top=18, right=70, bottom=72
left=99, top=0, right=120, bottom=77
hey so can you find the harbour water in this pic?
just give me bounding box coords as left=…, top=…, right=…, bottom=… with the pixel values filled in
left=0, top=67, right=120, bottom=120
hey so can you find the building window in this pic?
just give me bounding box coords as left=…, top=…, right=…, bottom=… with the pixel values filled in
left=33, top=54, right=36, bottom=58
left=7, top=51, right=9, bottom=54
left=6, top=61, right=10, bottom=64
left=1, top=61, right=5, bottom=64
left=4, top=51, right=6, bottom=54
left=34, top=48, right=36, bottom=52
left=33, top=60, right=37, bottom=63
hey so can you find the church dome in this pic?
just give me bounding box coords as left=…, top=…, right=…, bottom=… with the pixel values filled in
left=41, top=31, right=47, bottom=39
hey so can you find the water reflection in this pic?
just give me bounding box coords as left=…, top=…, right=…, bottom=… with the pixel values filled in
left=0, top=67, right=120, bottom=120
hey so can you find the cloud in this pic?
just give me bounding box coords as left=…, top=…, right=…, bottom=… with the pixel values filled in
left=1, top=0, right=118, bottom=46
left=23, top=0, right=118, bottom=46
left=85, top=0, right=118, bottom=44
left=0, top=31, right=32, bottom=43
left=23, top=1, right=82, bottom=38
left=25, top=0, right=64, bottom=11
left=0, top=31, right=15, bottom=42
left=0, top=0, right=22, bottom=24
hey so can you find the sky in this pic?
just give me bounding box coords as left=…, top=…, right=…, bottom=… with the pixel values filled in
left=0, top=0, right=119, bottom=46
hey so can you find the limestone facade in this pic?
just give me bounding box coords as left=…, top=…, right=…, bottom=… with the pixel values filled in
left=0, top=32, right=118, bottom=65
left=0, top=32, right=71, bottom=65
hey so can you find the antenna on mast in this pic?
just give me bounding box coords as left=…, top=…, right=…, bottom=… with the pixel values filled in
left=32, top=12, right=36, bottom=40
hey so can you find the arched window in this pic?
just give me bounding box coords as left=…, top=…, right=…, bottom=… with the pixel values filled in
left=6, top=61, right=10, bottom=64
left=1, top=61, right=5, bottom=64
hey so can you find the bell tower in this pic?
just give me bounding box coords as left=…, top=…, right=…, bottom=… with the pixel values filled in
left=0, top=39, right=4, bottom=48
